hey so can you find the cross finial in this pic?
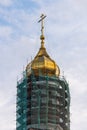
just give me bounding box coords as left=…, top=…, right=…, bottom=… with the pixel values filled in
left=38, top=14, right=46, bottom=48
left=38, top=14, right=46, bottom=36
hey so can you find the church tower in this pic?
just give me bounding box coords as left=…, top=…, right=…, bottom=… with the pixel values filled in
left=16, top=14, right=70, bottom=130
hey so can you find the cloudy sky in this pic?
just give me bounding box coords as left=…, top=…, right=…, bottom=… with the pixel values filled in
left=0, top=0, right=87, bottom=130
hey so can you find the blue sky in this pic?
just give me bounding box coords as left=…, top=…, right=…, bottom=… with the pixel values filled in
left=0, top=0, right=87, bottom=130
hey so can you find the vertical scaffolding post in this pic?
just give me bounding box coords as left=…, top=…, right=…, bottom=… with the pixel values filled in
left=16, top=71, right=27, bottom=130
left=46, top=76, right=49, bottom=129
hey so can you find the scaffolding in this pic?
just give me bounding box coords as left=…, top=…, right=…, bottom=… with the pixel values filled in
left=16, top=71, right=27, bottom=130
left=16, top=70, right=70, bottom=130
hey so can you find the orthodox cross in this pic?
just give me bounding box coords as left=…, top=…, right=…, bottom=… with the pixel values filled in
left=38, top=14, right=46, bottom=36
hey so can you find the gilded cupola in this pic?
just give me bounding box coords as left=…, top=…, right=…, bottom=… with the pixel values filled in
left=26, top=14, right=60, bottom=77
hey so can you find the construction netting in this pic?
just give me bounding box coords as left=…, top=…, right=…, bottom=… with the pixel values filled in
left=16, top=71, right=70, bottom=130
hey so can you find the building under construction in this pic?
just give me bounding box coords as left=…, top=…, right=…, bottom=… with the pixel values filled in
left=16, top=14, right=70, bottom=130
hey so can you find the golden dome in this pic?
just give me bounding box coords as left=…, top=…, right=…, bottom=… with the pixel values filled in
left=26, top=45, right=60, bottom=77
left=26, top=14, right=60, bottom=77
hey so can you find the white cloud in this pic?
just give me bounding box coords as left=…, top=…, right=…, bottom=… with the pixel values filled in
left=0, top=102, right=16, bottom=130
left=72, top=0, right=87, bottom=8
left=0, top=0, right=13, bottom=6
left=0, top=26, right=12, bottom=38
